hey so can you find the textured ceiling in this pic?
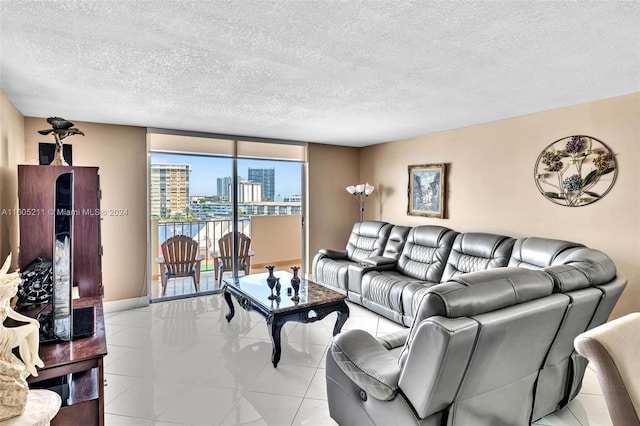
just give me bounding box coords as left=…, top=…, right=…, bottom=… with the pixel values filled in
left=1, top=1, right=639, bottom=147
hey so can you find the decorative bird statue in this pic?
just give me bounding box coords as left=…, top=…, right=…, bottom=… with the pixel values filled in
left=37, top=117, right=84, bottom=166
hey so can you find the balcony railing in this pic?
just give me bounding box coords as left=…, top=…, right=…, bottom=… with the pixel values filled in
left=155, top=218, right=250, bottom=271
left=153, top=215, right=302, bottom=278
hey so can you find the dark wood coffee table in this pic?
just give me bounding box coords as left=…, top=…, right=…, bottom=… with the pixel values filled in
left=222, top=271, right=349, bottom=367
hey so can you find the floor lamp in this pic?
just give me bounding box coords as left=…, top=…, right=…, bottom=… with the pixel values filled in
left=346, top=183, right=374, bottom=222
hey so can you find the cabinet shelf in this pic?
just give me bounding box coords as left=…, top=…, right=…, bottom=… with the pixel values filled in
left=27, top=298, right=106, bottom=426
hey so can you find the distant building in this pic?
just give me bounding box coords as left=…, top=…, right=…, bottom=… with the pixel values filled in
left=236, top=181, right=262, bottom=203
left=189, top=200, right=301, bottom=219
left=243, top=202, right=301, bottom=216
left=283, top=194, right=302, bottom=202
left=248, top=168, right=275, bottom=201
left=189, top=201, right=233, bottom=218
left=150, top=163, right=191, bottom=218
left=216, top=176, right=233, bottom=201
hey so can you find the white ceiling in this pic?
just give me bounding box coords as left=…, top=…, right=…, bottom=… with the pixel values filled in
left=1, top=1, right=639, bottom=147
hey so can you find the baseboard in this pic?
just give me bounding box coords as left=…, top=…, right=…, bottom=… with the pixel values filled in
left=104, top=296, right=150, bottom=313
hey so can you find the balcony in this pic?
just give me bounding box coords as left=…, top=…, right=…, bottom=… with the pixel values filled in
left=151, top=215, right=302, bottom=299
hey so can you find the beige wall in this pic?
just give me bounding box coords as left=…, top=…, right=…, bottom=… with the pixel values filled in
left=359, top=93, right=640, bottom=317
left=23, top=118, right=148, bottom=303
left=0, top=93, right=25, bottom=269
left=7, top=92, right=638, bottom=317
left=306, top=143, right=360, bottom=272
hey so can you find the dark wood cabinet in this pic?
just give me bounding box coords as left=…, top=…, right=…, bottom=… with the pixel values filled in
left=18, top=165, right=102, bottom=298
left=17, top=165, right=106, bottom=426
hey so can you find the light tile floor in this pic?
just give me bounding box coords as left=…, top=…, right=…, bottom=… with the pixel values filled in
left=104, top=295, right=612, bottom=425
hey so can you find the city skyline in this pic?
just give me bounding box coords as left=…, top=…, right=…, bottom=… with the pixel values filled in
left=150, top=153, right=303, bottom=200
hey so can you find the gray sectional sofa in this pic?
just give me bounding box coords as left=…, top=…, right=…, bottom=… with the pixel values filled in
left=313, top=221, right=627, bottom=424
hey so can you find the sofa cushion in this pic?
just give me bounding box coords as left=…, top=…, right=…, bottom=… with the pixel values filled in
left=397, top=225, right=457, bottom=282
left=346, top=221, right=393, bottom=262
left=508, top=237, right=583, bottom=269
left=361, top=271, right=422, bottom=323
left=376, top=329, right=411, bottom=350
left=381, top=225, right=411, bottom=260
left=331, top=329, right=401, bottom=401
left=441, top=232, right=515, bottom=282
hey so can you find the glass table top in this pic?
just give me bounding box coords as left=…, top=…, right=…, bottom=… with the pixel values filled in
left=223, top=270, right=347, bottom=314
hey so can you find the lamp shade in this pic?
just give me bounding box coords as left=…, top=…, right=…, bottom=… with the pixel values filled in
left=345, top=185, right=356, bottom=194
left=355, top=184, right=365, bottom=193
left=364, top=183, right=374, bottom=195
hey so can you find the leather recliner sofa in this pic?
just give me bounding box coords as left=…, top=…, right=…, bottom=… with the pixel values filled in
left=315, top=221, right=627, bottom=423
left=313, top=221, right=393, bottom=292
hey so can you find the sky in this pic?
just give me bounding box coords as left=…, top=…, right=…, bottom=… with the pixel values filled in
left=150, top=153, right=303, bottom=200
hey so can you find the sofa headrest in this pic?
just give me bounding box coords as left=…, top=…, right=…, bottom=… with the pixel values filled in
left=410, top=225, right=457, bottom=247
left=415, top=268, right=554, bottom=320
left=397, top=226, right=457, bottom=282
left=382, top=225, right=411, bottom=260
left=441, top=233, right=515, bottom=281
left=549, top=248, right=617, bottom=286
left=351, top=221, right=391, bottom=238
left=346, top=221, right=393, bottom=262
left=455, top=232, right=515, bottom=257
left=508, top=237, right=584, bottom=269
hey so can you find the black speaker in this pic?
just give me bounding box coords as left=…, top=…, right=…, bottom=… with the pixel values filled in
left=72, top=306, right=95, bottom=339
left=39, top=143, right=73, bottom=166
left=37, top=306, right=95, bottom=343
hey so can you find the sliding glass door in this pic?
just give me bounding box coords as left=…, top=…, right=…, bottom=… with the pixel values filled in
left=148, top=133, right=306, bottom=302
left=150, top=152, right=235, bottom=300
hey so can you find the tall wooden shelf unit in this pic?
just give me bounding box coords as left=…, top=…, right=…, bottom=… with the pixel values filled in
left=17, top=164, right=106, bottom=426
left=18, top=165, right=102, bottom=298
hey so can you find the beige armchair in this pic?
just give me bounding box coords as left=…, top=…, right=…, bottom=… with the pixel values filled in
left=574, top=312, right=640, bottom=426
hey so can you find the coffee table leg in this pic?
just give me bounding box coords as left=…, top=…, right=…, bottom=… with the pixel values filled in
left=223, top=289, right=235, bottom=322
left=333, top=302, right=350, bottom=336
left=268, top=315, right=285, bottom=368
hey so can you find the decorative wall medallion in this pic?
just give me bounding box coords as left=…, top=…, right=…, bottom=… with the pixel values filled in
left=534, top=136, right=617, bottom=207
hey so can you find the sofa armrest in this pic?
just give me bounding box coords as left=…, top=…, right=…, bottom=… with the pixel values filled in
left=360, top=256, right=397, bottom=267
left=318, top=248, right=348, bottom=260
left=348, top=259, right=397, bottom=295
left=331, top=329, right=401, bottom=401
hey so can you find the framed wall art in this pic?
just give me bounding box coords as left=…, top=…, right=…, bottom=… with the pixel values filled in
left=407, top=163, right=447, bottom=218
